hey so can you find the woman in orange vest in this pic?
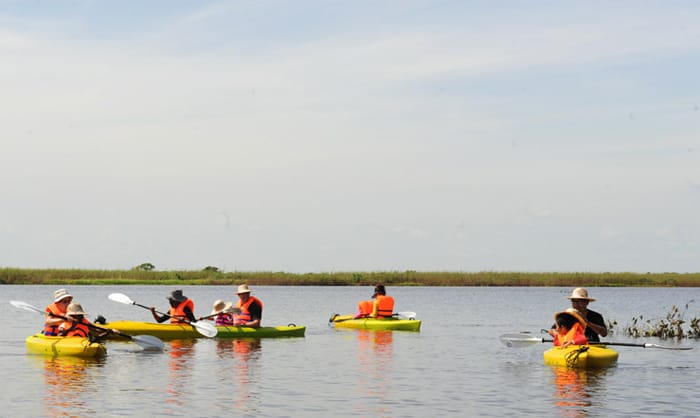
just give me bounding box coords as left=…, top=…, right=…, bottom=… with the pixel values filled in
left=354, top=284, right=395, bottom=318
left=59, top=303, right=91, bottom=337
left=150, top=290, right=197, bottom=324
left=44, top=289, right=73, bottom=336
left=233, top=284, right=263, bottom=328
left=553, top=308, right=589, bottom=347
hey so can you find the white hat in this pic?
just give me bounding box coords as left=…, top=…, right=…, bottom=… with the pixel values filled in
left=554, top=308, right=587, bottom=327
left=66, top=303, right=88, bottom=317
left=566, top=287, right=596, bottom=302
left=236, top=284, right=251, bottom=294
left=210, top=299, right=233, bottom=316
left=54, top=289, right=73, bottom=303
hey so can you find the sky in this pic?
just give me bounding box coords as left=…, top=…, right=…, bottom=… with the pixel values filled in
left=1, top=1, right=699, bottom=273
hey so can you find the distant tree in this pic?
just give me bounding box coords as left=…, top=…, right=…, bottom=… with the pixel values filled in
left=203, top=266, right=220, bottom=273
left=133, top=262, right=156, bottom=271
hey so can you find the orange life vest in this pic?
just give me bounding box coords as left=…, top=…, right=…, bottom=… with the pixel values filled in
left=44, top=303, right=67, bottom=336
left=554, top=322, right=588, bottom=346
left=235, top=296, right=263, bottom=324
left=375, top=295, right=395, bottom=318
left=60, top=318, right=90, bottom=337
left=169, top=299, right=195, bottom=324
left=357, top=300, right=374, bottom=317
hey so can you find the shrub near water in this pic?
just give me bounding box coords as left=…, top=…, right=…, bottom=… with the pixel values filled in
left=622, top=301, right=700, bottom=339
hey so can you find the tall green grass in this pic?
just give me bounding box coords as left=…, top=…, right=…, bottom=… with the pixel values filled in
left=1, top=268, right=699, bottom=286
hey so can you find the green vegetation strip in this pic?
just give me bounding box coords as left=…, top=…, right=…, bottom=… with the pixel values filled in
left=1, top=269, right=700, bottom=286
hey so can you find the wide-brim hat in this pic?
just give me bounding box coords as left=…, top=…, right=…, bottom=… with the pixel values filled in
left=566, top=287, right=596, bottom=302
left=554, top=308, right=587, bottom=327
left=237, top=284, right=251, bottom=294
left=54, top=288, right=73, bottom=303
left=210, top=299, right=233, bottom=316
left=66, top=303, right=88, bottom=317
left=167, top=289, right=187, bottom=303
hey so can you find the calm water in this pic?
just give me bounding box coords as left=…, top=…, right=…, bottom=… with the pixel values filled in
left=1, top=285, right=698, bottom=417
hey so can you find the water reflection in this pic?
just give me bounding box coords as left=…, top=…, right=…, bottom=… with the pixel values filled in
left=550, top=367, right=609, bottom=418
left=355, top=330, right=394, bottom=416
left=215, top=339, right=262, bottom=411
left=165, top=339, right=197, bottom=412
left=31, top=355, right=103, bottom=418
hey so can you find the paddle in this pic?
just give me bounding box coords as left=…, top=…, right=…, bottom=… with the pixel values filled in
left=107, top=293, right=217, bottom=338
left=197, top=307, right=241, bottom=321
left=499, top=333, right=693, bottom=350
left=9, top=300, right=164, bottom=351
left=329, top=311, right=418, bottom=323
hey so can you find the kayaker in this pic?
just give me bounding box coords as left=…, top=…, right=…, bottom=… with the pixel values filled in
left=202, top=299, right=235, bottom=326
left=44, top=289, right=73, bottom=336
left=354, top=284, right=395, bottom=319
left=59, top=303, right=115, bottom=339
left=233, top=284, right=263, bottom=328
left=150, top=289, right=197, bottom=324
left=548, top=287, right=607, bottom=342
left=553, top=308, right=588, bottom=347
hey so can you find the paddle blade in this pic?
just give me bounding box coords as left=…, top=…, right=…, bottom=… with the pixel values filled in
left=397, top=311, right=417, bottom=320
left=10, top=300, right=45, bottom=316
left=131, top=335, right=165, bottom=351
left=499, top=333, right=546, bottom=348
left=108, top=293, right=135, bottom=305
left=191, top=320, right=218, bottom=338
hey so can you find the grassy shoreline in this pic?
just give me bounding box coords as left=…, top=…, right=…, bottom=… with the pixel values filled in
left=2, top=268, right=699, bottom=286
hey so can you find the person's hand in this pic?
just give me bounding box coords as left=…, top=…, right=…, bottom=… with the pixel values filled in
left=150, top=307, right=156, bottom=313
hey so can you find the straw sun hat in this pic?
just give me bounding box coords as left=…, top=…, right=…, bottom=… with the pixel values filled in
left=566, top=287, right=596, bottom=302
left=54, top=288, right=73, bottom=303
left=554, top=308, right=587, bottom=327
left=66, top=303, right=88, bottom=318
left=210, top=299, right=233, bottom=316
left=236, top=284, right=252, bottom=294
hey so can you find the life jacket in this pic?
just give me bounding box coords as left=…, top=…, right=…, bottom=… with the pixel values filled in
left=375, top=295, right=395, bottom=318
left=554, top=322, right=588, bottom=346
left=44, top=303, right=67, bottom=336
left=60, top=317, right=90, bottom=337
left=169, top=299, right=195, bottom=324
left=235, top=296, right=263, bottom=325
left=215, top=313, right=234, bottom=326
left=357, top=300, right=374, bottom=317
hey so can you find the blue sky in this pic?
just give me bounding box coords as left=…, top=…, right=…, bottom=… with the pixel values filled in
left=1, top=1, right=698, bottom=273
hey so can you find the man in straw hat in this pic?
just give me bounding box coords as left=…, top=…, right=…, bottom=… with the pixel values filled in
left=548, top=287, right=607, bottom=342
left=233, top=284, right=263, bottom=328
left=150, top=289, right=197, bottom=324
left=43, top=288, right=73, bottom=336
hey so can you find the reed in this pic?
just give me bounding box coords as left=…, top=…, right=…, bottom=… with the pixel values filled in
left=1, top=268, right=699, bottom=287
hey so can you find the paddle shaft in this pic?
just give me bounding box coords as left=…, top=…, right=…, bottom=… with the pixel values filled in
left=501, top=334, right=693, bottom=350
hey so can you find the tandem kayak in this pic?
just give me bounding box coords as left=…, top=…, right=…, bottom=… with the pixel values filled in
left=104, top=320, right=306, bottom=339
left=544, top=345, right=618, bottom=369
left=26, top=333, right=107, bottom=358
left=330, top=314, right=421, bottom=331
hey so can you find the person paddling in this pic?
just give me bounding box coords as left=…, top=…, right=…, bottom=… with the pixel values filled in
left=59, top=303, right=116, bottom=339
left=44, top=289, right=73, bottom=336
left=203, top=299, right=235, bottom=326
left=354, top=284, right=395, bottom=319
left=553, top=308, right=588, bottom=347
left=549, top=288, right=607, bottom=342
left=150, top=290, right=197, bottom=324
left=233, top=284, right=263, bottom=328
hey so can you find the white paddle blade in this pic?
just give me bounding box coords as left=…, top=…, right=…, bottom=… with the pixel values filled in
left=131, top=335, right=165, bottom=351
left=10, top=300, right=45, bottom=315
left=397, top=311, right=417, bottom=320
left=499, top=333, right=545, bottom=348
left=192, top=320, right=218, bottom=338
left=108, top=293, right=135, bottom=305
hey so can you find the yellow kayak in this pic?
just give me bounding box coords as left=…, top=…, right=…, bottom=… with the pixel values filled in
left=104, top=320, right=306, bottom=339
left=330, top=314, right=421, bottom=331
left=25, top=333, right=107, bottom=358
left=544, top=345, right=618, bottom=368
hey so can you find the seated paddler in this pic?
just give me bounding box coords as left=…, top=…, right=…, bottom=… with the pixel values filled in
left=151, top=289, right=197, bottom=324
left=354, top=284, right=395, bottom=319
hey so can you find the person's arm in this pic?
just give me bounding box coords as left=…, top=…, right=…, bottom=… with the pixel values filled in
left=586, top=312, right=608, bottom=337
left=243, top=302, right=262, bottom=328
left=150, top=307, right=169, bottom=323
left=370, top=300, right=379, bottom=318
left=183, top=306, right=197, bottom=322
